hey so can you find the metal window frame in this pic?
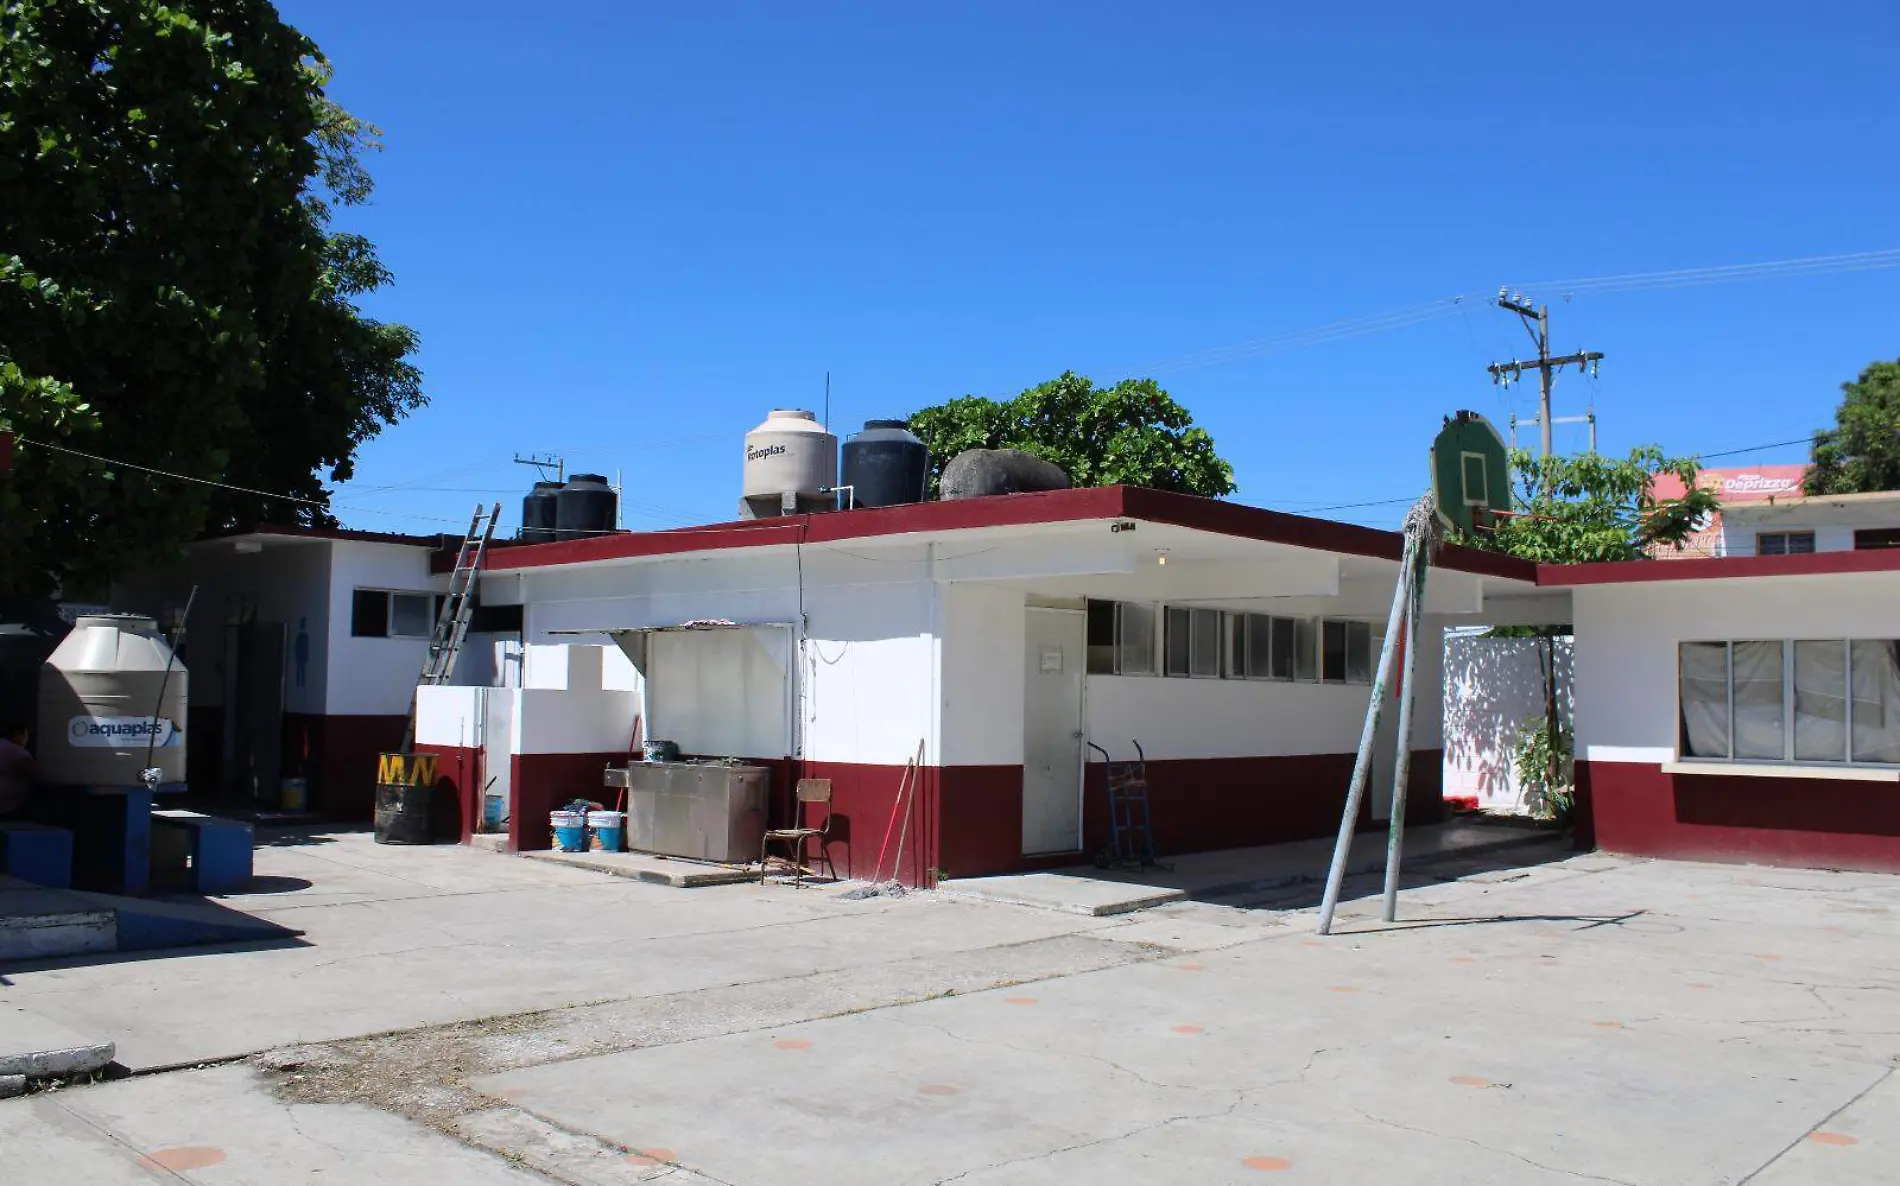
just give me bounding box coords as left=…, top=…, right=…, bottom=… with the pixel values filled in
left=1678, top=636, right=1898, bottom=769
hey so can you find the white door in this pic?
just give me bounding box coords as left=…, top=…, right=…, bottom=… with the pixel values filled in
left=1022, top=608, right=1086, bottom=854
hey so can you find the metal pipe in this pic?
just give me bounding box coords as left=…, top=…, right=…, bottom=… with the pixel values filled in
left=1316, top=530, right=1417, bottom=935
left=1381, top=551, right=1428, bottom=922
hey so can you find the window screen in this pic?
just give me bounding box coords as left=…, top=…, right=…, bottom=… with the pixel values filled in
left=1679, top=642, right=1730, bottom=758
left=1117, top=602, right=1156, bottom=676
left=1321, top=620, right=1349, bottom=682
left=351, top=590, right=389, bottom=638
left=1086, top=599, right=1118, bottom=674
left=1247, top=614, right=1274, bottom=679
left=1292, top=619, right=1318, bottom=682
left=1852, top=640, right=1900, bottom=763
left=1345, top=621, right=1373, bottom=684
left=1188, top=608, right=1220, bottom=677
left=1731, top=641, right=1785, bottom=759
left=389, top=593, right=435, bottom=639
left=1270, top=617, right=1295, bottom=680
left=1793, top=641, right=1848, bottom=762
left=1225, top=614, right=1247, bottom=678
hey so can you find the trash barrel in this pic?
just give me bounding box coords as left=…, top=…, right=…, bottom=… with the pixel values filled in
left=374, top=751, right=438, bottom=845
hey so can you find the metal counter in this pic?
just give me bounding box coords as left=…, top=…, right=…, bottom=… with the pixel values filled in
left=604, top=760, right=768, bottom=863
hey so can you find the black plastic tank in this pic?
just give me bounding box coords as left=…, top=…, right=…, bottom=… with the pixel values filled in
left=521, top=481, right=561, bottom=543
left=555, top=473, right=617, bottom=541
left=841, top=419, right=929, bottom=508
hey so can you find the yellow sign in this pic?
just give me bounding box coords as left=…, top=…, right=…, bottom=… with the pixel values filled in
left=377, top=752, right=439, bottom=787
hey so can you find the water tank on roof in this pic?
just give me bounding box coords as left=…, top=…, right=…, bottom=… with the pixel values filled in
left=940, top=448, right=1071, bottom=500
left=740, top=409, right=838, bottom=518
left=555, top=474, right=617, bottom=541
left=841, top=419, right=929, bottom=509
left=36, top=614, right=188, bottom=788
left=521, top=481, right=561, bottom=543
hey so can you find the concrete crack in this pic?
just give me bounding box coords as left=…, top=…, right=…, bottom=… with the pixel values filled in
left=1342, top=1102, right=1640, bottom=1185
left=928, top=1091, right=1249, bottom=1186
left=884, top=1011, right=1240, bottom=1095
left=1736, top=1065, right=1894, bottom=1185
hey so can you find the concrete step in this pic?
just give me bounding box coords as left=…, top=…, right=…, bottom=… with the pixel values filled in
left=0, top=877, right=116, bottom=961
left=0, top=1006, right=116, bottom=1091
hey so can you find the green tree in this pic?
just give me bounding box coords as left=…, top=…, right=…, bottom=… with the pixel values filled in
left=1462, top=446, right=1717, bottom=815
left=0, top=1, right=423, bottom=597
left=1805, top=360, right=1900, bottom=495
left=908, top=372, right=1236, bottom=498
left=1477, top=446, right=1719, bottom=563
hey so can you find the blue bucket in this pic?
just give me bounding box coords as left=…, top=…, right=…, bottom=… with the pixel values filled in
left=587, top=810, right=625, bottom=852
left=550, top=810, right=586, bottom=853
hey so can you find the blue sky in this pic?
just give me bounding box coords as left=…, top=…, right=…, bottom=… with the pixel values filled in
left=285, top=0, right=1900, bottom=534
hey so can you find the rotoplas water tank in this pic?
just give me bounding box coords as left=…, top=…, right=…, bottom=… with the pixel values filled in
left=555, top=474, right=617, bottom=541
left=36, top=614, right=188, bottom=787
left=521, top=481, right=561, bottom=543
left=741, top=409, right=838, bottom=517
left=841, top=420, right=929, bottom=508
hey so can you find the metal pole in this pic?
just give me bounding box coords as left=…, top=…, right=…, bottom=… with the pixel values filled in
left=1537, top=306, right=1554, bottom=460
left=1380, top=551, right=1429, bottom=922
left=1316, top=530, right=1418, bottom=935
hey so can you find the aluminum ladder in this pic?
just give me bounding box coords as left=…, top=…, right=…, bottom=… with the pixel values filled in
left=398, top=503, right=500, bottom=752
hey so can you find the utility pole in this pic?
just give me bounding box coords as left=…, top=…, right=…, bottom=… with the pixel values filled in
left=1487, top=291, right=1603, bottom=458
left=513, top=453, right=564, bottom=483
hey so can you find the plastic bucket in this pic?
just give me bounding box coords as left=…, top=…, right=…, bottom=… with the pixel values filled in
left=550, top=810, right=587, bottom=853
left=280, top=777, right=308, bottom=813
left=587, top=810, right=625, bottom=852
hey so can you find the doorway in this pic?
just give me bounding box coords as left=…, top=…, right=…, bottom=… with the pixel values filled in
left=1022, top=607, right=1085, bottom=854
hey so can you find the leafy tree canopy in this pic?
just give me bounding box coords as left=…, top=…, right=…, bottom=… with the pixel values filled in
left=907, top=372, right=1236, bottom=498
left=1467, top=447, right=1718, bottom=565
left=1805, top=359, right=1900, bottom=496
left=0, top=0, right=423, bottom=597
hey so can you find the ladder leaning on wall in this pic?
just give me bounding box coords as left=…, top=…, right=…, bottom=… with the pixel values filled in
left=398, top=503, right=501, bottom=753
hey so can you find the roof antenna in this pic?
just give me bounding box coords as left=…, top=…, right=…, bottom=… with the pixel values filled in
left=823, top=371, right=831, bottom=432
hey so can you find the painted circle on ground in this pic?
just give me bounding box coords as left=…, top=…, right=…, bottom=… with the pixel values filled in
left=1172, top=1024, right=1205, bottom=1034
left=1328, top=985, right=1360, bottom=994
left=773, top=1038, right=813, bottom=1050
left=137, top=1148, right=226, bottom=1172
left=1242, top=1155, right=1293, bottom=1171
left=1809, top=1131, right=1859, bottom=1147
left=626, top=1147, right=677, bottom=1166
left=1449, top=1075, right=1494, bottom=1088
left=1177, top=962, right=1206, bottom=971
left=1589, top=1020, right=1625, bottom=1029
left=1004, top=997, right=1038, bottom=1006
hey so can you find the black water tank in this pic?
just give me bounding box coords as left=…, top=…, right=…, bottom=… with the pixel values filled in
left=841, top=419, right=929, bottom=509
left=521, top=481, right=561, bottom=543
left=555, top=473, right=617, bottom=541
left=939, top=448, right=1071, bottom=500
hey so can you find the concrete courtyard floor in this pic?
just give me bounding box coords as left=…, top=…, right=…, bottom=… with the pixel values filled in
left=2, top=827, right=1896, bottom=1184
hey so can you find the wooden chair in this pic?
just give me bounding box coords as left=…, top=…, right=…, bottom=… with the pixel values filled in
left=759, top=779, right=834, bottom=886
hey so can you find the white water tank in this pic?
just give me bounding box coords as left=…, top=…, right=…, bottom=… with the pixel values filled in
left=36, top=614, right=188, bottom=787
left=740, top=409, right=838, bottom=518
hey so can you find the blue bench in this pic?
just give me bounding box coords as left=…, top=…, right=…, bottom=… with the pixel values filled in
left=151, top=810, right=254, bottom=895
left=0, top=821, right=74, bottom=888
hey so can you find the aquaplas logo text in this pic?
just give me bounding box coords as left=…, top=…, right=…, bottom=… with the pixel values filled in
left=67, top=716, right=181, bottom=748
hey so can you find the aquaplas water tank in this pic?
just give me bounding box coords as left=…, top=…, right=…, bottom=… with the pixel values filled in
left=36, top=614, right=188, bottom=787
left=521, top=481, right=561, bottom=543
left=555, top=474, right=617, bottom=541
left=740, top=409, right=838, bottom=518
left=841, top=419, right=929, bottom=508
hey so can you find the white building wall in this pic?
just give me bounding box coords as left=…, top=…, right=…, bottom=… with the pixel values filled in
left=324, top=540, right=445, bottom=717
left=939, top=583, right=1025, bottom=766
left=1442, top=631, right=1574, bottom=808
left=1572, top=572, right=1900, bottom=764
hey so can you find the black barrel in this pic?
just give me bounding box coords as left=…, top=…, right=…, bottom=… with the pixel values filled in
left=841, top=419, right=929, bottom=508
left=555, top=473, right=617, bottom=541
left=521, top=481, right=561, bottom=543
left=373, top=751, right=438, bottom=845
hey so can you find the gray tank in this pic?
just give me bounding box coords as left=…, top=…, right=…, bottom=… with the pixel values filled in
left=939, top=448, right=1071, bottom=500
left=740, top=409, right=838, bottom=518
left=36, top=614, right=188, bottom=788
left=841, top=419, right=929, bottom=508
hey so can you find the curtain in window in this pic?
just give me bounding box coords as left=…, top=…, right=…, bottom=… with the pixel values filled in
left=1118, top=603, right=1156, bottom=676
left=1731, top=641, right=1786, bottom=760
left=1793, top=641, right=1848, bottom=762
left=1851, top=640, right=1900, bottom=764
left=1679, top=643, right=1730, bottom=758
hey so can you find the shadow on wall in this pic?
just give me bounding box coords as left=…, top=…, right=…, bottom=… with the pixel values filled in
left=1442, top=632, right=1574, bottom=810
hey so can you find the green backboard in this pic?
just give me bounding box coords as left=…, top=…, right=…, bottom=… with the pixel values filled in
left=1430, top=411, right=1510, bottom=534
